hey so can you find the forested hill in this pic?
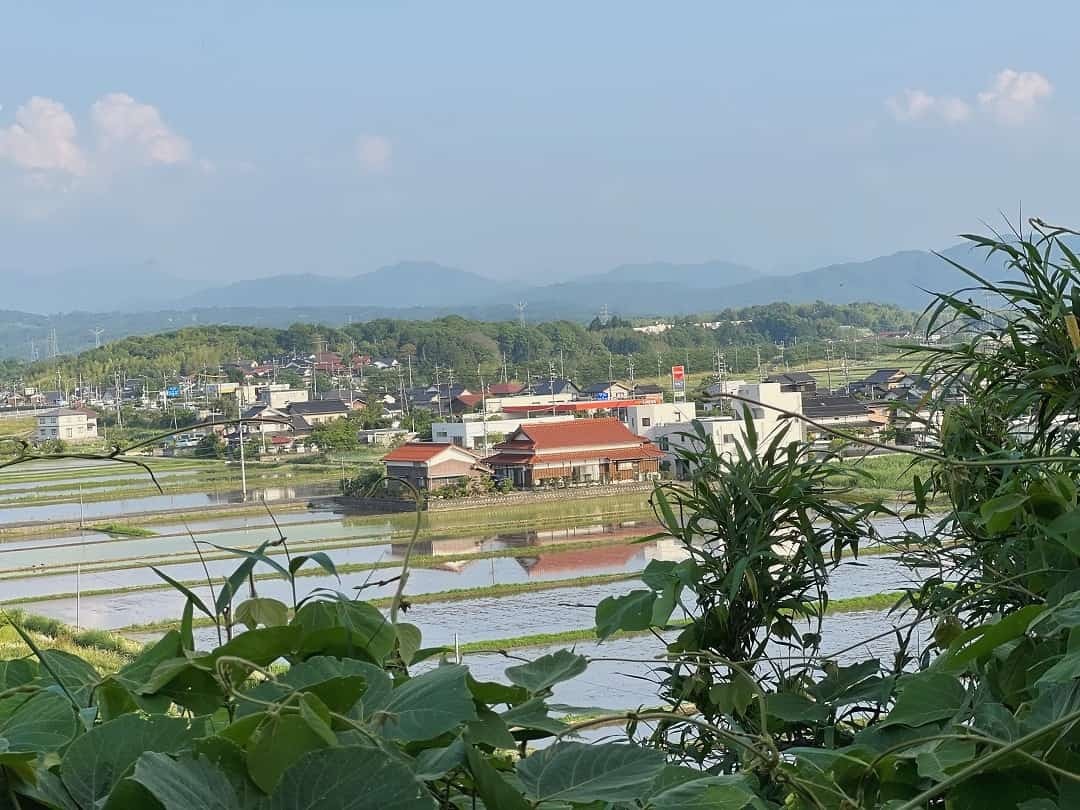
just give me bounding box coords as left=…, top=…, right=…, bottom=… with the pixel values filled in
left=7, top=301, right=915, bottom=388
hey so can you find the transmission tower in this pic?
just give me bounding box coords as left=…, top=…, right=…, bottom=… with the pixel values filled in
left=48, top=328, right=59, bottom=359
left=514, top=301, right=528, bottom=328
left=598, top=304, right=610, bottom=327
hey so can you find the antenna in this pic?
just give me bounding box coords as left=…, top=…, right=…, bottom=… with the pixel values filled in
left=598, top=304, right=610, bottom=327
left=515, top=301, right=528, bottom=328
left=90, top=328, right=104, bottom=348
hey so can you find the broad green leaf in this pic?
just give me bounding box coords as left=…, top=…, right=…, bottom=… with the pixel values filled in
left=130, top=751, right=240, bottom=810
left=0, top=660, right=36, bottom=691
left=466, top=707, right=517, bottom=750
left=466, top=676, right=528, bottom=706
left=233, top=598, right=289, bottom=630
left=414, top=736, right=466, bottom=781
left=517, top=741, right=666, bottom=803
left=216, top=542, right=273, bottom=615
left=377, top=665, right=477, bottom=742
left=61, top=714, right=200, bottom=809
left=504, top=650, right=587, bottom=694
left=200, top=625, right=301, bottom=673
left=465, top=744, right=530, bottom=810
left=292, top=599, right=396, bottom=663
left=111, top=630, right=182, bottom=693
left=765, top=692, right=829, bottom=725
left=1036, top=649, right=1080, bottom=684
left=1028, top=591, right=1080, bottom=636
left=0, top=690, right=77, bottom=753
left=501, top=697, right=569, bottom=736
left=812, top=659, right=880, bottom=703
left=266, top=746, right=435, bottom=809
left=37, top=648, right=100, bottom=707
left=942, top=605, right=1046, bottom=667
left=395, top=623, right=422, bottom=666
left=651, top=778, right=754, bottom=809
left=595, top=590, right=656, bottom=640
left=880, top=672, right=966, bottom=728
left=238, top=656, right=389, bottom=720
left=912, top=739, right=975, bottom=781
left=246, top=712, right=332, bottom=793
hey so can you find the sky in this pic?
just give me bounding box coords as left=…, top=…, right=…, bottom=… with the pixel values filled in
left=1, top=2, right=1078, bottom=283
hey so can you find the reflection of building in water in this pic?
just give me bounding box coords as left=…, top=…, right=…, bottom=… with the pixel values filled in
left=516, top=543, right=644, bottom=577
left=642, top=538, right=689, bottom=562
left=390, top=521, right=659, bottom=559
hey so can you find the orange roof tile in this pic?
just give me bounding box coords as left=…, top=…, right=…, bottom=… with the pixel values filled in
left=501, top=417, right=644, bottom=449
left=383, top=442, right=475, bottom=463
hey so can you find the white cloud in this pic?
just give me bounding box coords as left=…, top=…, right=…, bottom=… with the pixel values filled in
left=90, top=92, right=191, bottom=165
left=356, top=134, right=391, bottom=173
left=0, top=97, right=88, bottom=175
left=886, top=89, right=970, bottom=124
left=977, top=69, right=1053, bottom=124
left=888, top=69, right=1052, bottom=128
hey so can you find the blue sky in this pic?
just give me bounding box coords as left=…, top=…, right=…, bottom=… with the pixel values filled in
left=1, top=2, right=1077, bottom=282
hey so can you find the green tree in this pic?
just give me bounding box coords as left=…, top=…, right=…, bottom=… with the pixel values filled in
left=311, top=417, right=359, bottom=451
left=193, top=433, right=225, bottom=459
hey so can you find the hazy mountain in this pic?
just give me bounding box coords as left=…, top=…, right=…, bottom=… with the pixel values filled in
left=179, top=262, right=509, bottom=309
left=712, top=244, right=1018, bottom=310
left=586, top=260, right=763, bottom=289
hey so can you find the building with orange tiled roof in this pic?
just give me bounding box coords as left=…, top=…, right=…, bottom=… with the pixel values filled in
left=483, top=417, right=662, bottom=488
left=382, top=442, right=490, bottom=491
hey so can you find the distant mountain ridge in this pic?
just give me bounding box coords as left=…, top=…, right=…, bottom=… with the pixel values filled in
left=1, top=239, right=1030, bottom=319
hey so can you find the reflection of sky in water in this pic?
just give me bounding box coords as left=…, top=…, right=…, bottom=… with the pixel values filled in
left=451, top=609, right=917, bottom=711
left=0, top=484, right=338, bottom=525
left=20, top=541, right=921, bottom=634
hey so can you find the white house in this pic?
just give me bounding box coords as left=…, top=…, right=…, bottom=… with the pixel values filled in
left=652, top=383, right=804, bottom=478
left=35, top=409, right=98, bottom=443
left=619, top=401, right=698, bottom=442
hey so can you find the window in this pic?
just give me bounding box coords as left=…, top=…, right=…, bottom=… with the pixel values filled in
left=641, top=417, right=651, bottom=427
left=658, top=437, right=669, bottom=451
left=724, top=434, right=736, bottom=443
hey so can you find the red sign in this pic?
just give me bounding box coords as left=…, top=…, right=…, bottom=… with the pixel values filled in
left=671, top=365, right=685, bottom=392
left=671, top=365, right=685, bottom=381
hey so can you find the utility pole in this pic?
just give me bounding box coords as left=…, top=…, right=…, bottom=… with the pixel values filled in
left=825, top=341, right=834, bottom=392
left=447, top=367, right=455, bottom=421
left=501, top=352, right=508, bottom=383
left=656, top=352, right=662, bottom=383
left=238, top=396, right=247, bottom=501
left=407, top=354, right=413, bottom=389
left=755, top=347, right=762, bottom=382
left=434, top=365, right=444, bottom=418
left=627, top=357, right=636, bottom=389
left=549, top=362, right=557, bottom=417
left=559, top=349, right=565, bottom=380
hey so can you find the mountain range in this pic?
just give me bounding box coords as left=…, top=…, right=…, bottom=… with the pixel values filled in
left=0, top=243, right=1014, bottom=318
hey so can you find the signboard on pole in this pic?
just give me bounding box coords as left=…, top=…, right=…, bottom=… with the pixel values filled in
left=166, top=385, right=181, bottom=398
left=671, top=365, right=685, bottom=401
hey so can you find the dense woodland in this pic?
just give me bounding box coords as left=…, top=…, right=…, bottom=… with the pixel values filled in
left=3, top=301, right=915, bottom=391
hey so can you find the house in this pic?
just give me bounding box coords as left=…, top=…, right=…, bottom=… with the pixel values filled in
left=382, top=443, right=490, bottom=491
left=523, top=378, right=581, bottom=399
left=765, top=371, right=818, bottom=394
left=319, top=390, right=366, bottom=409
left=850, top=369, right=915, bottom=396
left=358, top=428, right=415, bottom=446
left=488, top=381, right=525, bottom=397
left=312, top=351, right=345, bottom=374
left=581, top=381, right=632, bottom=401
left=799, top=394, right=874, bottom=437
left=483, top=418, right=664, bottom=488
left=652, top=383, right=804, bottom=478
left=630, top=383, right=665, bottom=398
left=451, top=392, right=483, bottom=412
left=619, top=401, right=698, bottom=442
left=257, top=385, right=309, bottom=410
left=35, top=408, right=98, bottom=443
left=42, top=391, right=68, bottom=408
left=371, top=358, right=400, bottom=370
left=287, top=399, right=350, bottom=425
